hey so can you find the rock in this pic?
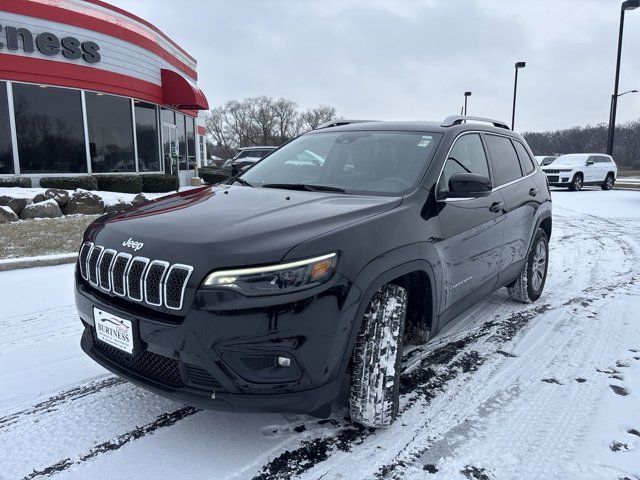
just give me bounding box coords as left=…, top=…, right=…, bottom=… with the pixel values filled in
left=104, top=200, right=133, bottom=213
left=44, top=188, right=70, bottom=206
left=33, top=193, right=45, bottom=203
left=0, top=205, right=19, bottom=223
left=64, top=189, right=104, bottom=215
left=19, top=198, right=62, bottom=219
left=132, top=193, right=150, bottom=205
left=0, top=195, right=28, bottom=215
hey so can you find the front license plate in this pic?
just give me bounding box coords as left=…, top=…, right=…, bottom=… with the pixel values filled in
left=94, top=307, right=134, bottom=354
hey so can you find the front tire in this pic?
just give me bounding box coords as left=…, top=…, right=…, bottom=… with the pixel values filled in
left=508, top=229, right=549, bottom=303
left=601, top=174, right=614, bottom=191
left=569, top=173, right=583, bottom=191
left=350, top=284, right=407, bottom=428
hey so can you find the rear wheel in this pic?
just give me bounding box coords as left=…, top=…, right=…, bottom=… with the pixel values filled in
left=601, top=174, right=614, bottom=190
left=349, top=284, right=407, bottom=428
left=508, top=228, right=549, bottom=303
left=569, top=173, right=583, bottom=191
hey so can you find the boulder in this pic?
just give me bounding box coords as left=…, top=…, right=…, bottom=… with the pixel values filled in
left=0, top=195, right=28, bottom=215
left=0, top=205, right=19, bottom=223
left=64, top=189, right=104, bottom=215
left=132, top=193, right=150, bottom=205
left=104, top=200, right=133, bottom=213
left=19, top=198, right=63, bottom=219
left=44, top=188, right=70, bottom=206
left=33, top=193, right=46, bottom=203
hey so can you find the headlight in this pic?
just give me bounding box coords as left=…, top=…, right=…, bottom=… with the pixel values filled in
left=202, top=253, right=337, bottom=296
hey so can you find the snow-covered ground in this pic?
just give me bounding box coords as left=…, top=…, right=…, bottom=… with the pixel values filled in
left=1, top=190, right=639, bottom=480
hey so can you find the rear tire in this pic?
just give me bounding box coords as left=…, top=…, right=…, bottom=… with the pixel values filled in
left=601, top=174, right=614, bottom=191
left=349, top=284, right=407, bottom=428
left=508, top=229, right=549, bottom=303
left=569, top=173, right=583, bottom=191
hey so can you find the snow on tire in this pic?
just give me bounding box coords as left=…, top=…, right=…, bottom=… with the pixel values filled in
left=350, top=283, right=407, bottom=428
left=508, top=228, right=549, bottom=303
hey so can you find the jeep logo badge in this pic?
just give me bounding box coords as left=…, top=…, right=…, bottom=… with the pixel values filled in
left=122, top=238, right=144, bottom=252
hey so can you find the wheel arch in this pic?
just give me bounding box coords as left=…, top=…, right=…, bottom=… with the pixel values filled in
left=340, top=253, right=440, bottom=378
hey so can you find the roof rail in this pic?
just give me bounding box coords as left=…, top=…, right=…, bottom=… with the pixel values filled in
left=316, top=119, right=376, bottom=130
left=441, top=115, right=510, bottom=130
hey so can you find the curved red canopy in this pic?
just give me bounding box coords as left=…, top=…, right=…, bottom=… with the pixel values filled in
left=161, top=69, right=209, bottom=110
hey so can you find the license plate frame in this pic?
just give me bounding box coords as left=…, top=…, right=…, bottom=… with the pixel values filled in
left=93, top=307, right=136, bottom=355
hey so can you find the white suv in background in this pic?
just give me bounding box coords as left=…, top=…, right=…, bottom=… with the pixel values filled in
left=541, top=153, right=617, bottom=191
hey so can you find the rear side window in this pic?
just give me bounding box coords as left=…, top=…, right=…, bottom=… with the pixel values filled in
left=595, top=156, right=611, bottom=163
left=513, top=141, right=536, bottom=175
left=485, top=134, right=523, bottom=186
left=439, top=133, right=490, bottom=192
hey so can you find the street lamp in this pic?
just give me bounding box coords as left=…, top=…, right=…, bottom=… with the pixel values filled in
left=617, top=89, right=639, bottom=97
left=607, top=0, right=639, bottom=155
left=464, top=91, right=472, bottom=116
left=511, top=61, right=526, bottom=130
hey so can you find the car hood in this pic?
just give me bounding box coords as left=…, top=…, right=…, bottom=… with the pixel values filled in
left=542, top=163, right=578, bottom=169
left=87, top=185, right=401, bottom=270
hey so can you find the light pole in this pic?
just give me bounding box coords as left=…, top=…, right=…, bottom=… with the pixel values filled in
left=464, top=91, right=472, bottom=116
left=511, top=61, right=526, bottom=130
left=607, top=0, right=640, bottom=155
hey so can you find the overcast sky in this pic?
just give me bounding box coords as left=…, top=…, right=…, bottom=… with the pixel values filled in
left=110, top=0, right=640, bottom=133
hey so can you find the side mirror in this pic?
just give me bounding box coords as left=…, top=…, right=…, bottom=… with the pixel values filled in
left=586, top=159, right=594, bottom=166
left=444, top=172, right=492, bottom=198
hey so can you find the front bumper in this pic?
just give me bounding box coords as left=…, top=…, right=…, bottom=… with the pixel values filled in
left=76, top=273, right=362, bottom=415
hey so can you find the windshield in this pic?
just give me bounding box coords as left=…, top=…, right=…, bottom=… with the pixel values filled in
left=240, top=131, right=442, bottom=195
left=541, top=157, right=556, bottom=166
left=552, top=154, right=587, bottom=166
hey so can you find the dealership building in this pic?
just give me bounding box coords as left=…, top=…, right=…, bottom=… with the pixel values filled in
left=0, top=0, right=209, bottom=186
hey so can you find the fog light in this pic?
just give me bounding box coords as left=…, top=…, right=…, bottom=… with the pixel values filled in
left=277, top=356, right=291, bottom=368
left=562, top=177, right=569, bottom=182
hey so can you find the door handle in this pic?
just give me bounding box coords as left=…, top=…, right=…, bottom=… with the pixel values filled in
left=489, top=202, right=505, bottom=213
left=529, top=187, right=538, bottom=197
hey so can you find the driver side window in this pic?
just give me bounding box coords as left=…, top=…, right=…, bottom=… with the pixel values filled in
left=439, top=133, right=490, bottom=192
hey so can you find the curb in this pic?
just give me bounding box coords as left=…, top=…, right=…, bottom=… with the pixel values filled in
left=0, top=253, right=77, bottom=272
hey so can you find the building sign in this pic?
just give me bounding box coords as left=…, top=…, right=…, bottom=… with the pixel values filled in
left=0, top=25, right=101, bottom=63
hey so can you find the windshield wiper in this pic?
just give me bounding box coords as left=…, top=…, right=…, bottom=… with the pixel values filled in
left=228, top=177, right=253, bottom=187
left=262, top=183, right=347, bottom=193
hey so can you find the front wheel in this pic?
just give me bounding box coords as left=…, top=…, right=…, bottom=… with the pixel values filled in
left=601, top=174, right=614, bottom=191
left=569, top=174, right=583, bottom=191
left=349, top=284, right=407, bottom=428
left=508, top=228, right=549, bottom=303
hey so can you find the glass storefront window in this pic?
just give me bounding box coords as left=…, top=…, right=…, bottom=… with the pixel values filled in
left=176, top=113, right=187, bottom=170
left=134, top=101, right=160, bottom=171
left=186, top=116, right=195, bottom=170
left=0, top=82, right=13, bottom=174
left=86, top=92, right=135, bottom=173
left=13, top=83, right=86, bottom=173
left=161, top=107, right=175, bottom=125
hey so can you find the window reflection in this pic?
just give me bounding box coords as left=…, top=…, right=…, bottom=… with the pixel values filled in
left=135, top=101, right=160, bottom=171
left=186, top=117, right=195, bottom=170
left=13, top=83, right=86, bottom=173
left=86, top=92, right=135, bottom=173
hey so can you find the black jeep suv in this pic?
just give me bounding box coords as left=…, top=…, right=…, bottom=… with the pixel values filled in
left=75, top=116, right=551, bottom=428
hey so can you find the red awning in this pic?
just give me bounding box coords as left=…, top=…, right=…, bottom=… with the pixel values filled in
left=161, top=69, right=209, bottom=110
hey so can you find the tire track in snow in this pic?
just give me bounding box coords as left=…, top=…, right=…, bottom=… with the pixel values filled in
left=22, top=406, right=198, bottom=479
left=0, top=376, right=124, bottom=431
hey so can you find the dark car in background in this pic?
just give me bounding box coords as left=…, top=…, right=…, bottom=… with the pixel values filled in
left=75, top=115, right=551, bottom=428
left=223, top=146, right=277, bottom=176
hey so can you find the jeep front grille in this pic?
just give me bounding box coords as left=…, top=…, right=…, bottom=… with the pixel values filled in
left=79, top=242, right=193, bottom=311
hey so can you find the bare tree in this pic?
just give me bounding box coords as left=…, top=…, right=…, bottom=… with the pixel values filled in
left=204, top=97, right=339, bottom=159
left=301, top=105, right=337, bottom=131
left=272, top=98, right=299, bottom=143
left=522, top=120, right=640, bottom=171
